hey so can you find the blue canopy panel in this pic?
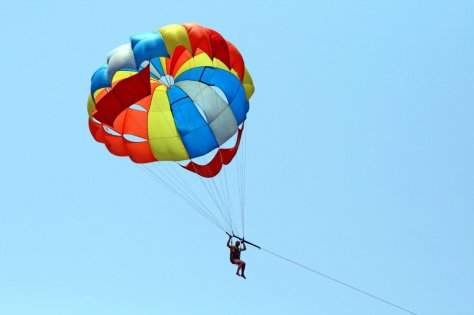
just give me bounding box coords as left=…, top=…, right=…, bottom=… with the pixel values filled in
left=175, top=67, right=249, bottom=125
left=167, top=85, right=218, bottom=158
left=90, top=65, right=110, bottom=99
left=149, top=57, right=166, bottom=79
left=131, top=32, right=169, bottom=67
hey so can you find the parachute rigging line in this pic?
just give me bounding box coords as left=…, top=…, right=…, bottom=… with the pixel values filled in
left=141, top=164, right=225, bottom=231
left=139, top=157, right=244, bottom=236
left=138, top=164, right=227, bottom=232
left=154, top=164, right=225, bottom=228
left=236, top=123, right=247, bottom=238
left=191, top=160, right=236, bottom=233
left=153, top=163, right=224, bottom=228
left=217, top=149, right=238, bottom=235
left=188, top=164, right=232, bottom=230
left=260, top=247, right=417, bottom=315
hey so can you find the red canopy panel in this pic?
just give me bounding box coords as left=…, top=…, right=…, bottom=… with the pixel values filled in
left=169, top=46, right=193, bottom=77
left=93, top=65, right=151, bottom=126
left=205, top=28, right=231, bottom=69
left=183, top=23, right=213, bottom=56
left=88, top=118, right=106, bottom=143
left=226, top=42, right=245, bottom=81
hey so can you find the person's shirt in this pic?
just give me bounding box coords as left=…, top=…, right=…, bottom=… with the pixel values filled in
left=230, top=245, right=241, bottom=259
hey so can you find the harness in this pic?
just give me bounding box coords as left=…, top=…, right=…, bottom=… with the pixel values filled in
left=231, top=245, right=241, bottom=260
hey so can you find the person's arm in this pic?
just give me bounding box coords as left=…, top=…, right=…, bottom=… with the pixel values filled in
left=226, top=234, right=232, bottom=248
left=241, top=240, right=247, bottom=251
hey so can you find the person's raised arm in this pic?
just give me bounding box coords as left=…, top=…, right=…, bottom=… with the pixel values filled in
left=226, top=233, right=232, bottom=248
left=242, top=240, right=247, bottom=251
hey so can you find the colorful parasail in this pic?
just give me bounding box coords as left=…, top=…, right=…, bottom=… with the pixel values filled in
left=87, top=23, right=255, bottom=235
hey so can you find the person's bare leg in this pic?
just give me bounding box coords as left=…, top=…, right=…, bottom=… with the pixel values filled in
left=241, top=261, right=246, bottom=279
left=234, top=259, right=243, bottom=276
left=233, top=259, right=242, bottom=276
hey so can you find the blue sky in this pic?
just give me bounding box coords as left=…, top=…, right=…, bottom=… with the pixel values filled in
left=1, top=1, right=473, bottom=314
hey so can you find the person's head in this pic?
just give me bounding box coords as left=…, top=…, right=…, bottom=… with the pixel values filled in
left=235, top=241, right=241, bottom=247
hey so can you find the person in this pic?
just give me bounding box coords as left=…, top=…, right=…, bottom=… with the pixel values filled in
left=227, top=234, right=247, bottom=279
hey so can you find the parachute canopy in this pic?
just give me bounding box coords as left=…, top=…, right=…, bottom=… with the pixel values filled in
left=87, top=23, right=255, bottom=236
left=87, top=23, right=254, bottom=178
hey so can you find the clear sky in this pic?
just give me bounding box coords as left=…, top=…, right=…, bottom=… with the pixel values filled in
left=1, top=1, right=473, bottom=314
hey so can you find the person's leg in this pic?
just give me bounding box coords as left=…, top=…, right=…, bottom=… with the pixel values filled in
left=233, top=259, right=243, bottom=275
left=240, top=260, right=246, bottom=278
